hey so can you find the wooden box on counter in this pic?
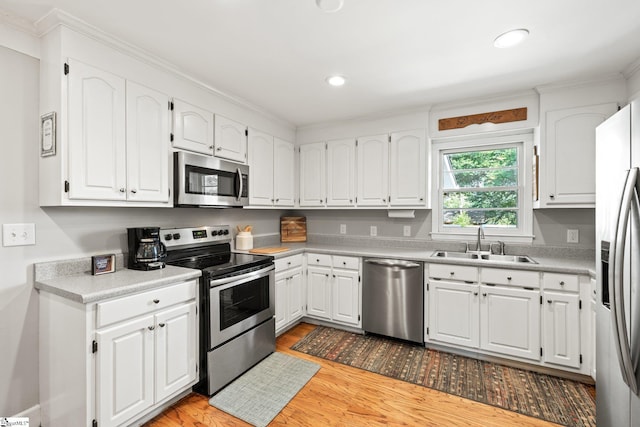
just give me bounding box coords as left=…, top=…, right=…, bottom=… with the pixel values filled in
left=281, top=217, right=307, bottom=242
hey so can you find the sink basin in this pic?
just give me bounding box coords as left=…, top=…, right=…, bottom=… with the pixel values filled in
left=431, top=251, right=537, bottom=264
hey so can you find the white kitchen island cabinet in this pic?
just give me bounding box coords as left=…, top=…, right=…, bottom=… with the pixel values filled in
left=38, top=274, right=199, bottom=427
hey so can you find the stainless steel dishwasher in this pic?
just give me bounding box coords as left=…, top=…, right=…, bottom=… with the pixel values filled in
left=362, top=258, right=424, bottom=343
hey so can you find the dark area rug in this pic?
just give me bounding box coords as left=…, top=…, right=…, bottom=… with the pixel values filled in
left=291, top=326, right=595, bottom=427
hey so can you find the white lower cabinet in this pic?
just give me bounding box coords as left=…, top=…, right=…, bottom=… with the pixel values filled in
left=541, top=291, right=580, bottom=368
left=39, top=279, right=199, bottom=427
left=274, top=254, right=305, bottom=334
left=480, top=285, right=540, bottom=360
left=428, top=281, right=479, bottom=348
left=306, top=254, right=361, bottom=327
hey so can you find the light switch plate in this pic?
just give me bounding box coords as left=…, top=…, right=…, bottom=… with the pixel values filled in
left=370, top=226, right=377, bottom=237
left=340, top=224, right=346, bottom=234
left=403, top=225, right=411, bottom=237
left=3, top=223, right=36, bottom=246
left=567, top=229, right=579, bottom=243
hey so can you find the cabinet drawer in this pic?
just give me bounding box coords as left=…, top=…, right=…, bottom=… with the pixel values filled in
left=481, top=268, right=539, bottom=288
left=275, top=254, right=303, bottom=272
left=97, top=280, right=197, bottom=328
left=332, top=255, right=359, bottom=270
left=543, top=272, right=579, bottom=292
left=307, top=253, right=332, bottom=267
left=429, top=264, right=478, bottom=283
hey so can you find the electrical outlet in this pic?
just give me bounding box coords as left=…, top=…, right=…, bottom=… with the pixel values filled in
left=340, top=224, right=347, bottom=234
left=3, top=223, right=36, bottom=246
left=370, top=226, right=377, bottom=237
left=403, top=225, right=411, bottom=237
left=567, top=229, right=579, bottom=243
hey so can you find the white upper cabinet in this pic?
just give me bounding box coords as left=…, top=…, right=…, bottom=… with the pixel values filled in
left=248, top=129, right=274, bottom=205
left=126, top=81, right=170, bottom=203
left=299, top=142, right=326, bottom=206
left=327, top=138, right=356, bottom=206
left=390, top=129, right=427, bottom=206
left=214, top=115, right=247, bottom=164
left=274, top=137, right=295, bottom=206
left=67, top=59, right=127, bottom=201
left=540, top=103, right=617, bottom=207
left=357, top=134, right=389, bottom=206
left=172, top=99, right=214, bottom=156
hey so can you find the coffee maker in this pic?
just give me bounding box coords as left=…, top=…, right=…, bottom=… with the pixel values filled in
left=127, top=227, right=167, bottom=270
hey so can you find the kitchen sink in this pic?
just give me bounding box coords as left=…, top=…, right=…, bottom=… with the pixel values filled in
left=431, top=251, right=537, bottom=264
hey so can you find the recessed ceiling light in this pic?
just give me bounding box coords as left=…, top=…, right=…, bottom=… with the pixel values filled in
left=316, top=0, right=344, bottom=13
left=493, top=29, right=529, bottom=48
left=326, top=75, right=346, bottom=87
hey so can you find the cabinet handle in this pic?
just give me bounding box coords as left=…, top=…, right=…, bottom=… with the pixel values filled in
left=271, top=199, right=274, bottom=203
left=559, top=281, right=565, bottom=286
left=549, top=194, right=555, bottom=199
left=287, top=261, right=291, bottom=265
left=507, top=276, right=512, bottom=281
left=276, top=198, right=280, bottom=202
left=316, top=259, right=320, bottom=262
left=420, top=198, right=424, bottom=201
left=153, top=299, right=160, bottom=304
left=119, top=188, right=126, bottom=193
left=216, top=147, right=222, bottom=151
left=159, top=323, right=166, bottom=328
left=547, top=300, right=553, bottom=304
left=382, top=198, right=386, bottom=202
left=450, top=272, right=455, bottom=276
left=333, top=274, right=336, bottom=278
left=131, top=189, right=137, bottom=194
left=343, top=262, right=347, bottom=266
left=473, top=292, right=478, bottom=296
left=209, top=145, right=214, bottom=150
left=325, top=273, right=329, bottom=277
left=482, top=293, right=487, bottom=297
left=148, top=326, right=155, bottom=331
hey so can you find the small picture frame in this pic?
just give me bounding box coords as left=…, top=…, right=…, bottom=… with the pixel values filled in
left=92, top=254, right=116, bottom=275
left=40, top=111, right=56, bottom=157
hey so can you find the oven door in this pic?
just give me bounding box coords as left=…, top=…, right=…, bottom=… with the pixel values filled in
left=209, top=264, right=275, bottom=347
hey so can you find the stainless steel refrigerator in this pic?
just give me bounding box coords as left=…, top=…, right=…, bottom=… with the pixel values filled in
left=596, top=100, right=640, bottom=426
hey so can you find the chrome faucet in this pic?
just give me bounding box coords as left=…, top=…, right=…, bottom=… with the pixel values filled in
left=476, top=226, right=485, bottom=252
left=497, top=240, right=505, bottom=255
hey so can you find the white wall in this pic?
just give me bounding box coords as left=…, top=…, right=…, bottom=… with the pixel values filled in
left=0, top=45, right=287, bottom=417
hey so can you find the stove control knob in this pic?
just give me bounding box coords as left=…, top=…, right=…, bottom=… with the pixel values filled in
left=173, top=233, right=181, bottom=240
left=164, top=234, right=173, bottom=241
left=223, top=229, right=229, bottom=235
left=211, top=230, right=218, bottom=236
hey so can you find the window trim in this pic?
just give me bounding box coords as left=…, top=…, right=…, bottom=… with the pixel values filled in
left=431, top=132, right=534, bottom=243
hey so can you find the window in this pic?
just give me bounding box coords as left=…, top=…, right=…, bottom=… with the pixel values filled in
left=432, top=133, right=533, bottom=242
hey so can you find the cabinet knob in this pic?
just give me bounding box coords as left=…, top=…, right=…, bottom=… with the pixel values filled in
left=507, top=276, right=512, bottom=281
left=276, top=198, right=280, bottom=202
left=287, top=261, right=291, bottom=265
left=153, top=299, right=160, bottom=304
left=343, top=262, right=347, bottom=266
left=325, top=273, right=329, bottom=277
left=119, top=188, right=126, bottom=193
left=382, top=198, right=386, bottom=202
left=131, top=189, right=137, bottom=194
left=547, top=300, right=553, bottom=304
left=209, top=145, right=214, bottom=150
left=482, top=293, right=487, bottom=297
left=473, top=292, right=478, bottom=296
left=450, top=272, right=455, bottom=276
left=420, top=198, right=424, bottom=201
left=271, top=199, right=274, bottom=202
left=549, top=194, right=555, bottom=199
left=148, top=326, right=155, bottom=331
left=216, top=147, right=222, bottom=151
left=333, top=274, right=336, bottom=278
left=316, top=259, right=320, bottom=262
left=559, top=281, right=565, bottom=286
left=159, top=323, right=166, bottom=328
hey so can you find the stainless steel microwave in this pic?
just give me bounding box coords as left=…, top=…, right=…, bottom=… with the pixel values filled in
left=174, top=152, right=249, bottom=207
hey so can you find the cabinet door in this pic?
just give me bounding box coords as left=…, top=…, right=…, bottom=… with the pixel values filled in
left=274, top=272, right=288, bottom=332
left=155, top=302, right=197, bottom=402
left=172, top=99, right=214, bottom=155
left=126, top=81, right=170, bottom=203
left=332, top=269, right=360, bottom=326
left=544, top=103, right=617, bottom=206
left=67, top=59, right=126, bottom=201
left=390, top=129, right=426, bottom=206
left=248, top=129, right=274, bottom=205
left=214, top=115, right=247, bottom=163
left=428, top=281, right=479, bottom=348
left=307, top=265, right=332, bottom=319
left=542, top=291, right=581, bottom=368
left=288, top=267, right=305, bottom=322
left=480, top=285, right=540, bottom=360
left=327, top=139, right=356, bottom=206
left=274, top=138, right=295, bottom=206
left=299, top=142, right=326, bottom=207
left=357, top=134, right=389, bottom=206
left=96, top=316, right=154, bottom=427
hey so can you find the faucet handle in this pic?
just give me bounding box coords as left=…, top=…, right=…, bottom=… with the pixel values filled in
left=497, top=240, right=505, bottom=255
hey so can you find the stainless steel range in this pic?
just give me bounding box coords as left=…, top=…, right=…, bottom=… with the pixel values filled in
left=161, top=225, right=275, bottom=395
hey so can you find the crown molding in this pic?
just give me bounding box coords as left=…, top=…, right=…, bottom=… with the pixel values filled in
left=34, top=9, right=295, bottom=130
left=535, top=72, right=625, bottom=94
left=623, top=57, right=640, bottom=80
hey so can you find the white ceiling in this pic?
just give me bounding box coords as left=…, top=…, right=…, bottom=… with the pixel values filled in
left=2, top=0, right=640, bottom=127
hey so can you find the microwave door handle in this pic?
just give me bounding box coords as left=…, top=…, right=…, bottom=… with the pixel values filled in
left=611, top=167, right=639, bottom=394
left=236, top=167, right=243, bottom=202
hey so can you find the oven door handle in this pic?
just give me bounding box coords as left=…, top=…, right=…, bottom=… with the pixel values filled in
left=209, top=264, right=274, bottom=288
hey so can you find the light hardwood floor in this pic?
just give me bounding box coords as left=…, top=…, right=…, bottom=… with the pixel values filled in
left=144, top=323, right=560, bottom=426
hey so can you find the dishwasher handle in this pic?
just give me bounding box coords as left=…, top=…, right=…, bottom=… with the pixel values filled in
left=364, top=259, right=421, bottom=269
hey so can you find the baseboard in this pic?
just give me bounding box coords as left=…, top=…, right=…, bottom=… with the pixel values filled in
left=13, top=403, right=41, bottom=427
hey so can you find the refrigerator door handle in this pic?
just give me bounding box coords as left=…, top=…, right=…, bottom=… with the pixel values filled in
left=610, top=167, right=639, bottom=394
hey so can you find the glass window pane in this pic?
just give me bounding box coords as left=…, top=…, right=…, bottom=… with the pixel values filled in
left=443, top=191, right=518, bottom=209
left=443, top=169, right=518, bottom=189
left=444, top=148, right=517, bottom=170
left=443, top=210, right=518, bottom=227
